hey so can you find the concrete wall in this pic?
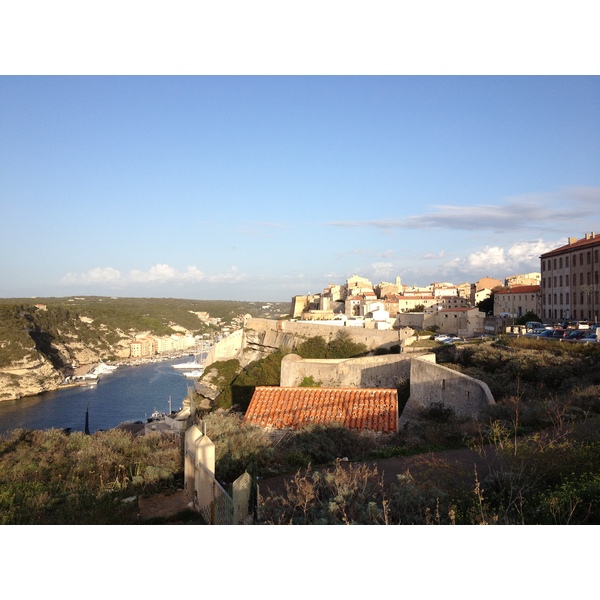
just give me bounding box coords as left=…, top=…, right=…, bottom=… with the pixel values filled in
left=281, top=353, right=415, bottom=388
left=400, top=355, right=494, bottom=427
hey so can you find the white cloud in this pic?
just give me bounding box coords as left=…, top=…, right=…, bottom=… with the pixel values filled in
left=207, top=267, right=248, bottom=283
left=62, top=267, right=123, bottom=284
left=371, top=262, right=394, bottom=277
left=467, top=239, right=565, bottom=272
left=467, top=246, right=506, bottom=269
left=61, top=263, right=246, bottom=287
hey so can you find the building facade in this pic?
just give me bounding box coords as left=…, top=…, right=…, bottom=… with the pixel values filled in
left=494, top=285, right=541, bottom=319
left=540, top=233, right=600, bottom=323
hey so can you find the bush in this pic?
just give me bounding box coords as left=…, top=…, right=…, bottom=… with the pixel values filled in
left=295, top=330, right=367, bottom=360
left=0, top=428, right=182, bottom=524
left=259, top=460, right=453, bottom=525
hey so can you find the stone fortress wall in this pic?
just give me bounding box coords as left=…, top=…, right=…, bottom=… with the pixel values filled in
left=206, top=317, right=495, bottom=426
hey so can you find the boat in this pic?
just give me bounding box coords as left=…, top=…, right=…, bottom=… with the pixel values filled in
left=91, top=362, right=119, bottom=376
left=147, top=409, right=166, bottom=423
left=183, top=369, right=204, bottom=378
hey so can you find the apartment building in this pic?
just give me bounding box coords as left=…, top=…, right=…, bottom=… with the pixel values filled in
left=130, top=337, right=155, bottom=358
left=470, top=277, right=502, bottom=306
left=494, top=285, right=541, bottom=319
left=540, top=232, right=600, bottom=322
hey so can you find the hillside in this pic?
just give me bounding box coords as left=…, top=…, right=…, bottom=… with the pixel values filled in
left=0, top=297, right=290, bottom=401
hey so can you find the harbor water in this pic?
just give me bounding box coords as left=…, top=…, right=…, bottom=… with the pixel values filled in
left=0, top=358, right=196, bottom=436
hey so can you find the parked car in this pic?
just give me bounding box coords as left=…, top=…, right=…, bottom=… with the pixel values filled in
left=524, top=327, right=547, bottom=337
left=537, top=329, right=558, bottom=339
left=575, top=332, right=599, bottom=343
left=433, top=334, right=451, bottom=342
left=443, top=336, right=464, bottom=344
left=565, top=329, right=588, bottom=340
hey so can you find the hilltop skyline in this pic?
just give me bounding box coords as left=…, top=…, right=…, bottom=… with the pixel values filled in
left=1, top=76, right=599, bottom=301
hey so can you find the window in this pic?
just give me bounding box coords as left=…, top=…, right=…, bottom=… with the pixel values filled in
left=554, top=277, right=557, bottom=287
left=566, top=292, right=569, bottom=304
left=559, top=257, right=563, bottom=268
left=581, top=273, right=584, bottom=285
left=588, top=251, right=591, bottom=265
left=559, top=276, right=563, bottom=287
left=566, top=274, right=570, bottom=286
left=573, top=255, right=577, bottom=266
left=566, top=256, right=570, bottom=267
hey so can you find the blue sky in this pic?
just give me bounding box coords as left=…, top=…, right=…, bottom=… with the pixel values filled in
left=1, top=75, right=599, bottom=301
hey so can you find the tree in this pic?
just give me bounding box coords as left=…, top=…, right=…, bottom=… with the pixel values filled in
left=516, top=311, right=541, bottom=325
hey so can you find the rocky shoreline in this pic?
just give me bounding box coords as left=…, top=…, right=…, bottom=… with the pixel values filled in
left=0, top=351, right=195, bottom=402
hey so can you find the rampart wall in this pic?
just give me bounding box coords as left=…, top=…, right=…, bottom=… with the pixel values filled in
left=400, top=355, right=495, bottom=427
left=205, top=317, right=413, bottom=368
left=280, top=353, right=416, bottom=388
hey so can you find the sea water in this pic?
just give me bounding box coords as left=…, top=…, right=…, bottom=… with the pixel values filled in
left=0, top=358, right=194, bottom=436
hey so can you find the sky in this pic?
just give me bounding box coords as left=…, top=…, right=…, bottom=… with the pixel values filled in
left=1, top=75, right=599, bottom=301
left=1, top=3, right=599, bottom=303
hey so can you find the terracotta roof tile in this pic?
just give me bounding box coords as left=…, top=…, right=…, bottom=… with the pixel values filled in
left=541, top=233, right=600, bottom=257
left=243, top=387, right=398, bottom=433
left=496, top=285, right=540, bottom=295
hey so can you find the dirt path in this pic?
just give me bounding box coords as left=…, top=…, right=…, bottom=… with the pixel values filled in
left=137, top=490, right=192, bottom=522
left=257, top=445, right=497, bottom=500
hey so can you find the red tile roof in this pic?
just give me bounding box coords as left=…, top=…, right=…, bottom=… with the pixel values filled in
left=541, top=233, right=600, bottom=257
left=496, top=285, right=540, bottom=295
left=243, top=387, right=398, bottom=433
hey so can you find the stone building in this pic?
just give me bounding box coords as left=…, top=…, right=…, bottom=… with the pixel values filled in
left=540, top=232, right=600, bottom=323
left=493, top=285, right=541, bottom=319
left=470, top=277, right=502, bottom=306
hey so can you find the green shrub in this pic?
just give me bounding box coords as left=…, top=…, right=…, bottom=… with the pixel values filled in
left=295, top=330, right=367, bottom=360
left=299, top=375, right=322, bottom=387
left=0, top=428, right=182, bottom=524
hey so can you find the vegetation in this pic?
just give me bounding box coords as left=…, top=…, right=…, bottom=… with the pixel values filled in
left=0, top=297, right=290, bottom=370
left=516, top=311, right=542, bottom=325
left=295, top=330, right=368, bottom=359
left=0, top=428, right=183, bottom=524
left=200, top=331, right=368, bottom=411
left=434, top=337, right=600, bottom=434
left=4, top=322, right=600, bottom=524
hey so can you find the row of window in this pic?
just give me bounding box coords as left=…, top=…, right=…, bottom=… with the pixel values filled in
left=545, top=291, right=599, bottom=306
left=542, top=249, right=599, bottom=271
left=496, top=294, right=536, bottom=303
left=543, top=271, right=599, bottom=288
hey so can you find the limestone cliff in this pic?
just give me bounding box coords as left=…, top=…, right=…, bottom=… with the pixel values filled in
left=0, top=352, right=64, bottom=401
